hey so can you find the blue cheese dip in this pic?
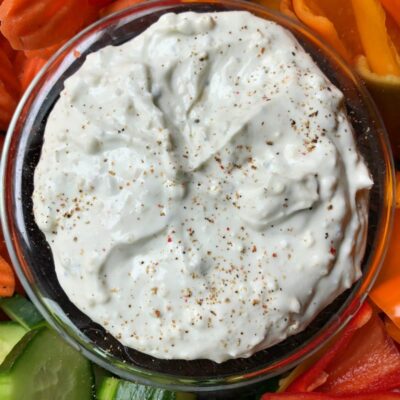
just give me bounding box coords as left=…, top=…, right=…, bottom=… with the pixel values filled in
left=33, top=11, right=372, bottom=362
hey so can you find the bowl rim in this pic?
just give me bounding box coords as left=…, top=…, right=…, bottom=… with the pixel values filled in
left=0, top=0, right=396, bottom=392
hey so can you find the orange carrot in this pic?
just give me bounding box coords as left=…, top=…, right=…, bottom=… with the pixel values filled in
left=0, top=0, right=98, bottom=51
left=0, top=32, right=15, bottom=61
left=0, top=83, right=17, bottom=132
left=24, top=40, right=65, bottom=59
left=0, top=39, right=19, bottom=98
left=0, top=40, right=19, bottom=131
left=0, top=255, right=15, bottom=297
left=100, top=0, right=144, bottom=17
left=18, top=56, right=47, bottom=92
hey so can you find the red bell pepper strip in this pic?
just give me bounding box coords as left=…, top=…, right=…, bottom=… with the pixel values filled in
left=317, top=313, right=400, bottom=393
left=286, top=302, right=372, bottom=392
left=285, top=303, right=400, bottom=394
left=262, top=393, right=400, bottom=399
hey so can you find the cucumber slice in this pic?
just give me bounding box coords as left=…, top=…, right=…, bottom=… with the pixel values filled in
left=93, top=364, right=112, bottom=392
left=0, top=295, right=44, bottom=330
left=97, top=377, right=196, bottom=400
left=0, top=327, right=94, bottom=399
left=0, top=322, right=27, bottom=364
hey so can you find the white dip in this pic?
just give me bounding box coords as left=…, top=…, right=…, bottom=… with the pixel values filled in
left=33, top=11, right=372, bottom=362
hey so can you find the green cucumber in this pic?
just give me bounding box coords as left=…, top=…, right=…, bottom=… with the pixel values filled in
left=97, top=377, right=196, bottom=400
left=0, top=322, right=27, bottom=364
left=0, top=295, right=44, bottom=330
left=0, top=327, right=94, bottom=399
left=93, top=363, right=112, bottom=392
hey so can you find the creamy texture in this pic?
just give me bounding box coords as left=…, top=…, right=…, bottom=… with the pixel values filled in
left=33, top=11, right=372, bottom=362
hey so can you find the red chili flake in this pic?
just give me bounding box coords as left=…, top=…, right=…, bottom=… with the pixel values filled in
left=330, top=247, right=336, bottom=256
left=272, top=252, right=277, bottom=258
left=167, top=236, right=172, bottom=243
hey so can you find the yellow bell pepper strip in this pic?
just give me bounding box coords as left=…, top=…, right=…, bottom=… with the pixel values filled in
left=351, top=0, right=400, bottom=76
left=252, top=0, right=281, bottom=12
left=292, top=0, right=351, bottom=61
left=280, top=0, right=297, bottom=20
left=385, top=318, right=400, bottom=344
left=356, top=57, right=400, bottom=160
left=369, top=174, right=400, bottom=329
left=380, top=0, right=400, bottom=28
left=397, top=172, right=400, bottom=207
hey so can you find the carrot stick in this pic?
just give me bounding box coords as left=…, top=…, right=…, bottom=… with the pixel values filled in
left=18, top=56, right=47, bottom=92
left=100, top=0, right=144, bottom=17
left=0, top=255, right=15, bottom=297
left=0, top=0, right=98, bottom=51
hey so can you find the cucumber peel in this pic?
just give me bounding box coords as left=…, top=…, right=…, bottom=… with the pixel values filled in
left=0, top=295, right=44, bottom=330
left=97, top=377, right=196, bottom=400
left=0, top=322, right=27, bottom=364
left=0, top=327, right=94, bottom=400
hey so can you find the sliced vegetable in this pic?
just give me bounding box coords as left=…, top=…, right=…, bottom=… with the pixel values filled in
left=316, top=313, right=400, bottom=393
left=262, top=393, right=400, bottom=399
left=369, top=206, right=400, bottom=329
left=90, top=0, right=116, bottom=6
left=0, top=322, right=27, bottom=364
left=280, top=0, right=297, bottom=19
left=18, top=56, right=47, bottom=92
left=0, top=35, right=20, bottom=131
left=385, top=318, right=400, bottom=344
left=292, top=0, right=351, bottom=61
left=0, top=295, right=44, bottom=330
left=0, top=33, right=15, bottom=62
left=24, top=40, right=64, bottom=59
left=97, top=377, right=196, bottom=400
left=287, top=305, right=400, bottom=394
left=252, top=0, right=281, bottom=11
left=93, top=364, right=112, bottom=392
left=0, top=257, right=14, bottom=298
left=380, top=0, right=400, bottom=27
left=397, top=171, right=400, bottom=207
left=351, top=0, right=400, bottom=76
left=277, top=340, right=334, bottom=392
left=99, top=0, right=144, bottom=17
left=0, top=81, right=17, bottom=132
left=0, top=0, right=98, bottom=51
left=286, top=302, right=372, bottom=392
left=356, top=57, right=400, bottom=160
left=0, top=327, right=94, bottom=399
left=0, top=40, right=19, bottom=98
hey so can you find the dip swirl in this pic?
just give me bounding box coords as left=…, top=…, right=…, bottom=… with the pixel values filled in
left=33, top=11, right=372, bottom=362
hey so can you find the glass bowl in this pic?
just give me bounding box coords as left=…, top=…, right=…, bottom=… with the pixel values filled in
left=0, top=0, right=395, bottom=393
